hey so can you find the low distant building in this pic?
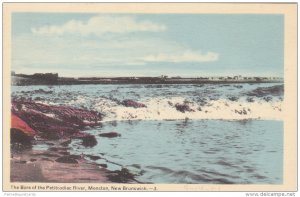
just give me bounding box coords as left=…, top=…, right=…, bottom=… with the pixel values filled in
left=197, top=77, right=209, bottom=80
left=32, top=73, right=58, bottom=82
left=233, top=75, right=242, bottom=80
left=171, top=76, right=182, bottom=79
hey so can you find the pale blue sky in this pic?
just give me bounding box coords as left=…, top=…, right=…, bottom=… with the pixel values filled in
left=12, top=13, right=283, bottom=77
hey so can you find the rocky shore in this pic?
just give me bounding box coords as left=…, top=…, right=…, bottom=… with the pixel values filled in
left=10, top=99, right=137, bottom=183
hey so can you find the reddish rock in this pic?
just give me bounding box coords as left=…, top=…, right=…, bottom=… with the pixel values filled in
left=120, top=99, right=146, bottom=108
left=245, top=85, right=283, bottom=97
left=99, top=132, right=121, bottom=138
left=11, top=128, right=34, bottom=150
left=55, top=155, right=81, bottom=164
left=11, top=114, right=35, bottom=136
left=11, top=154, right=112, bottom=183
left=79, top=135, right=97, bottom=147
left=107, top=168, right=135, bottom=183
left=60, top=139, right=72, bottom=147
left=98, top=164, right=108, bottom=168
left=11, top=99, right=103, bottom=140
left=175, top=103, right=195, bottom=113
left=86, top=155, right=102, bottom=160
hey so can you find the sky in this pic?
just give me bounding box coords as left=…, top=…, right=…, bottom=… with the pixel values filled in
left=12, top=13, right=283, bottom=77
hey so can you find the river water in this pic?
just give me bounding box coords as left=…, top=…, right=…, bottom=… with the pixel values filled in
left=12, top=83, right=283, bottom=184
left=70, top=119, right=282, bottom=184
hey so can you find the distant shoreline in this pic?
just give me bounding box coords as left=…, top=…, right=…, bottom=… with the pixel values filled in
left=12, top=80, right=283, bottom=86
left=11, top=73, right=283, bottom=86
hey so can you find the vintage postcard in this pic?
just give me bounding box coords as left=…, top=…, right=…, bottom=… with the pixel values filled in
left=2, top=3, right=297, bottom=192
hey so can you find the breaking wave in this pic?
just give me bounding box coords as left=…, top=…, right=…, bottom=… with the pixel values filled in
left=11, top=83, right=283, bottom=121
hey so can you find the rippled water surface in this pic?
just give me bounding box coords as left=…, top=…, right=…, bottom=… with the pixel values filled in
left=13, top=84, right=283, bottom=184
left=11, top=83, right=283, bottom=109
left=69, top=119, right=283, bottom=184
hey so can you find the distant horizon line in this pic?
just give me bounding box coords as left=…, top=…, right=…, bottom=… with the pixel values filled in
left=11, top=72, right=283, bottom=79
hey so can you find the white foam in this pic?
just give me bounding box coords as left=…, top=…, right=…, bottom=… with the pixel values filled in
left=97, top=97, right=283, bottom=122
left=43, top=113, right=56, bottom=118
left=68, top=95, right=87, bottom=105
